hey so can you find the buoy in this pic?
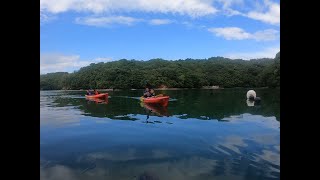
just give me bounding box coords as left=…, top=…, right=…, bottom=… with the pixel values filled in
left=246, top=90, right=256, bottom=100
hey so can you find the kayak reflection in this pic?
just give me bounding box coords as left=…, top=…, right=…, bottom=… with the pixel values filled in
left=86, top=97, right=109, bottom=104
left=140, top=102, right=170, bottom=117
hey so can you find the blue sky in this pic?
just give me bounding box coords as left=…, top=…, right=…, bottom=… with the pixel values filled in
left=40, top=0, right=280, bottom=74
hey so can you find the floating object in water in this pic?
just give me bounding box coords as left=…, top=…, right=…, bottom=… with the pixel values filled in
left=140, top=96, right=169, bottom=106
left=85, top=93, right=108, bottom=99
left=254, top=97, right=261, bottom=103
left=246, top=90, right=256, bottom=100
left=246, top=90, right=261, bottom=106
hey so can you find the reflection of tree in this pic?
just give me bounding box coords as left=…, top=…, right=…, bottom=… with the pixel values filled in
left=168, top=89, right=279, bottom=121
left=49, top=88, right=279, bottom=121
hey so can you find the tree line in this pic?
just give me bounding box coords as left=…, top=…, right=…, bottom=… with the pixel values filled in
left=40, top=52, right=280, bottom=90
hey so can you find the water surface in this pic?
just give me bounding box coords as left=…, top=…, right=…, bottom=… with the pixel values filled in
left=40, top=89, right=280, bottom=180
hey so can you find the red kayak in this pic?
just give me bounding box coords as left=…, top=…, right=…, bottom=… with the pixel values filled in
left=85, top=93, right=108, bottom=99
left=140, top=96, right=169, bottom=106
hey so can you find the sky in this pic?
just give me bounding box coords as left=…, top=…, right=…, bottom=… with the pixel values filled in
left=40, top=0, right=280, bottom=74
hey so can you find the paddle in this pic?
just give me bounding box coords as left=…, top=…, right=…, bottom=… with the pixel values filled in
left=141, top=94, right=164, bottom=100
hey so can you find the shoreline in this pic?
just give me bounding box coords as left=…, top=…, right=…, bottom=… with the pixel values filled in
left=41, top=87, right=275, bottom=91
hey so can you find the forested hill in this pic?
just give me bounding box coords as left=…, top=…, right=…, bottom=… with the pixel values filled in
left=40, top=52, right=280, bottom=90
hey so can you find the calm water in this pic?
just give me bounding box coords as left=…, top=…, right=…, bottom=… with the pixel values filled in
left=40, top=89, right=280, bottom=180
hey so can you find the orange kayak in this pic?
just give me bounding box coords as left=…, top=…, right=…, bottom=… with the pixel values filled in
left=140, top=96, right=169, bottom=106
left=85, top=93, right=108, bottom=99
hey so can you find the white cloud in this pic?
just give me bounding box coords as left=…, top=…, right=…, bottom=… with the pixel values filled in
left=208, top=27, right=250, bottom=40
left=75, top=16, right=142, bottom=27
left=217, top=0, right=244, bottom=9
left=40, top=10, right=49, bottom=22
left=93, top=57, right=114, bottom=62
left=208, top=27, right=278, bottom=41
left=40, top=0, right=279, bottom=27
left=181, top=21, right=194, bottom=27
left=75, top=16, right=191, bottom=27
left=40, top=10, right=56, bottom=24
left=213, top=0, right=279, bottom=25
left=214, top=0, right=245, bottom=16
left=40, top=53, right=112, bottom=74
left=253, top=29, right=278, bottom=41
left=40, top=0, right=217, bottom=18
left=224, top=8, right=244, bottom=16
left=246, top=1, right=279, bottom=25
left=180, top=21, right=207, bottom=30
left=149, top=19, right=173, bottom=25
left=224, top=46, right=280, bottom=60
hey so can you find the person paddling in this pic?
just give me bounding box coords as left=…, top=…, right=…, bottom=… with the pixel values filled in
left=143, top=86, right=156, bottom=98
left=94, top=89, right=100, bottom=95
left=149, top=89, right=155, bottom=97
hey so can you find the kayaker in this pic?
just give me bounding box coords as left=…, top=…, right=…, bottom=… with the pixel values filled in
left=143, top=88, right=155, bottom=98
left=149, top=89, right=156, bottom=97
left=143, top=87, right=151, bottom=98
left=94, top=89, right=100, bottom=95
